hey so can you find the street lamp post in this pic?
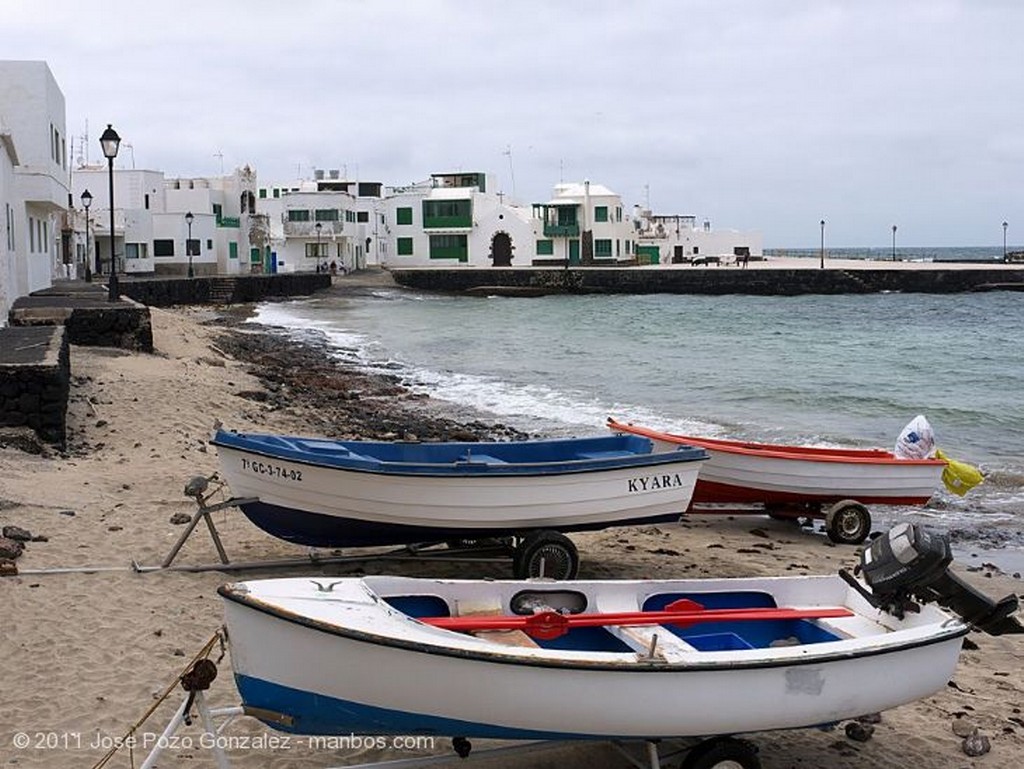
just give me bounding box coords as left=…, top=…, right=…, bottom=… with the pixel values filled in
left=81, top=189, right=93, bottom=282
left=186, top=211, right=195, bottom=277
left=99, top=124, right=121, bottom=302
left=891, top=225, right=897, bottom=262
left=315, top=221, right=323, bottom=272
left=1003, top=221, right=1009, bottom=262
left=819, top=219, right=825, bottom=269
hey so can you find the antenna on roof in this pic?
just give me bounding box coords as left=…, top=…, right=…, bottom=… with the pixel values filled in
left=503, top=144, right=516, bottom=199
left=214, top=151, right=224, bottom=175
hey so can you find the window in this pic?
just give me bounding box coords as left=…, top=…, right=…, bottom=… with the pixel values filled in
left=272, top=188, right=280, bottom=199
left=422, top=199, right=472, bottom=228
left=29, top=217, right=36, bottom=252
left=357, top=211, right=369, bottom=223
left=626, top=240, right=631, bottom=254
left=345, top=210, right=356, bottom=223
left=396, top=207, right=413, bottom=225
left=594, top=239, right=613, bottom=258
left=594, top=206, right=608, bottom=223
left=259, top=188, right=267, bottom=199
left=213, top=203, right=223, bottom=217
left=144, top=194, right=150, bottom=210
left=207, top=239, right=213, bottom=250
left=154, top=239, right=175, bottom=257
left=229, top=242, right=238, bottom=260
left=616, top=239, right=620, bottom=257
left=397, top=237, right=414, bottom=256
left=616, top=206, right=622, bottom=222
left=287, top=209, right=311, bottom=222
left=536, top=239, right=554, bottom=255
left=315, top=209, right=339, bottom=221
left=187, top=239, right=201, bottom=256
left=125, top=243, right=148, bottom=260
left=305, top=243, right=328, bottom=258
left=429, top=234, right=468, bottom=261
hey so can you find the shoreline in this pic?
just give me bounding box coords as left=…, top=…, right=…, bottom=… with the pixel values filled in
left=0, top=305, right=1022, bottom=768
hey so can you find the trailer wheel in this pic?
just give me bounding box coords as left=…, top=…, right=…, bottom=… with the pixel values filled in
left=680, top=737, right=761, bottom=769
left=513, top=531, right=579, bottom=580
left=825, top=500, right=871, bottom=544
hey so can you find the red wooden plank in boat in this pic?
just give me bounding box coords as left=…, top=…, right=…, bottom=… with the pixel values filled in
left=421, top=601, right=854, bottom=641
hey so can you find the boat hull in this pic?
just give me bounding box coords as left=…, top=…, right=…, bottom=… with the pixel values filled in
left=213, top=430, right=706, bottom=547
left=221, top=575, right=966, bottom=740
left=608, top=420, right=945, bottom=506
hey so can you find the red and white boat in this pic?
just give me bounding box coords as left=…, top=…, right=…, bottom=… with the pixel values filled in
left=607, top=418, right=947, bottom=544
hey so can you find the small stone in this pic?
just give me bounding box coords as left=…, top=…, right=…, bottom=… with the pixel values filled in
left=173, top=648, right=185, bottom=657
left=856, top=713, right=882, bottom=724
left=96, top=420, right=108, bottom=428
left=107, top=525, right=123, bottom=532
left=30, top=535, right=48, bottom=543
left=2, top=525, right=32, bottom=542
left=962, top=731, right=991, bottom=757
left=0, top=537, right=25, bottom=560
left=845, top=721, right=875, bottom=742
left=952, top=717, right=976, bottom=738
left=169, top=513, right=193, bottom=525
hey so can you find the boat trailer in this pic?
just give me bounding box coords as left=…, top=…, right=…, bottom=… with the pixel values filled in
left=686, top=498, right=874, bottom=545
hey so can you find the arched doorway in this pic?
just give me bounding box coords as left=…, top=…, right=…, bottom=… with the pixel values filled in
left=490, top=232, right=513, bottom=266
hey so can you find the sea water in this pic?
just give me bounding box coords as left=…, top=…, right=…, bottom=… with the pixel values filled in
left=249, top=285, right=1024, bottom=570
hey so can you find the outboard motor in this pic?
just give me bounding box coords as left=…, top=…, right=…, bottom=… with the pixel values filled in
left=841, top=522, right=1024, bottom=635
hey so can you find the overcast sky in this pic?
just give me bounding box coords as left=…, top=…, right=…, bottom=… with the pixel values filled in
left=6, top=0, right=1023, bottom=247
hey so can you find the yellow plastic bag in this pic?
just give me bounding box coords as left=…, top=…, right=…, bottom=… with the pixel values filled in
left=935, top=449, right=983, bottom=496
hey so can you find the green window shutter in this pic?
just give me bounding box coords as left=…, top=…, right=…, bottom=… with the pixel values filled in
left=594, top=206, right=608, bottom=223
left=594, top=239, right=613, bottom=258
left=429, top=234, right=468, bottom=261
left=229, top=242, right=238, bottom=259
left=397, top=237, right=414, bottom=256
left=287, top=209, right=310, bottom=222
left=258, top=188, right=267, bottom=199
left=536, top=239, right=554, bottom=255
left=273, top=189, right=280, bottom=199
left=396, top=207, right=413, bottom=225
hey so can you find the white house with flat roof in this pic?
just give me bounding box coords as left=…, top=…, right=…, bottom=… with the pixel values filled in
left=0, top=61, right=69, bottom=313
left=1, top=117, right=20, bottom=322
left=69, top=165, right=257, bottom=277
left=531, top=180, right=635, bottom=266
left=381, top=172, right=535, bottom=268
left=633, top=208, right=763, bottom=265
left=256, top=171, right=382, bottom=273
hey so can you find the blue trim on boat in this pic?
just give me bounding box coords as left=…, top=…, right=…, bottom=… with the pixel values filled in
left=212, top=429, right=708, bottom=477
left=235, top=674, right=623, bottom=739
left=237, top=499, right=683, bottom=547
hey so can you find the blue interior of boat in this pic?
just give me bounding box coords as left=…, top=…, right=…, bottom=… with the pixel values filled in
left=643, top=591, right=840, bottom=648
left=531, top=627, right=635, bottom=653
left=385, top=595, right=450, bottom=618
left=214, top=429, right=708, bottom=474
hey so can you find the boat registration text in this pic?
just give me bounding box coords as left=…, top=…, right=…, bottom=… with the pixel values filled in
left=240, top=457, right=304, bottom=482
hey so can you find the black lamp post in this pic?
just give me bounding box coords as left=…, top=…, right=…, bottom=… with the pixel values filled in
left=819, top=219, right=825, bottom=269
left=99, top=124, right=121, bottom=302
left=1003, top=221, right=1009, bottom=262
left=315, top=221, right=323, bottom=272
left=81, top=189, right=93, bottom=282
left=891, top=225, right=897, bottom=262
left=186, top=211, right=195, bottom=277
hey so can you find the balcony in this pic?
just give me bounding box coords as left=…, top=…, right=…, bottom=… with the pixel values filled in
left=423, top=214, right=472, bottom=230
left=282, top=219, right=344, bottom=237
left=543, top=223, right=580, bottom=238
left=217, top=215, right=240, bottom=228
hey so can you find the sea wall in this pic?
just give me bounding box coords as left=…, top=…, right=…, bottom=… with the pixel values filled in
left=118, top=273, right=332, bottom=307
left=9, top=298, right=154, bottom=352
left=389, top=267, right=1024, bottom=295
left=0, top=326, right=70, bottom=447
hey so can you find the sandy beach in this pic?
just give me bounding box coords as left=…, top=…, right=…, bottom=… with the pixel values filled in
left=1, top=296, right=1022, bottom=769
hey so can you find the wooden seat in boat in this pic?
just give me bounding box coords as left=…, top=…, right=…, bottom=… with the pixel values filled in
left=454, top=599, right=539, bottom=648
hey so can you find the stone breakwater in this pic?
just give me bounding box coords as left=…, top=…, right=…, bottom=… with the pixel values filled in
left=0, top=326, right=70, bottom=447
left=389, top=266, right=1024, bottom=295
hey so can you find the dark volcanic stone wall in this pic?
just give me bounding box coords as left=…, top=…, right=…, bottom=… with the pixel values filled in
left=0, top=326, right=70, bottom=446
left=390, top=267, right=1024, bottom=295
left=119, top=273, right=331, bottom=307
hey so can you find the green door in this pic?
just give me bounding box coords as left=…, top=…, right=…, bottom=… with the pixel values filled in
left=568, top=239, right=580, bottom=266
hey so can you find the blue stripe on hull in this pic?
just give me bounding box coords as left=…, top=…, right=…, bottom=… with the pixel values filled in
left=239, top=500, right=681, bottom=548
left=236, top=674, right=606, bottom=740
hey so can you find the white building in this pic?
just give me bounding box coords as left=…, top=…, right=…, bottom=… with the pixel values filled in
left=633, top=209, right=763, bottom=264
left=69, top=165, right=258, bottom=277
left=531, top=181, right=635, bottom=266
left=256, top=170, right=382, bottom=273
left=0, top=61, right=69, bottom=319
left=380, top=172, right=535, bottom=268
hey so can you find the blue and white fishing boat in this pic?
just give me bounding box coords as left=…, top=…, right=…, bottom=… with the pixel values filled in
left=211, top=429, right=707, bottom=577
left=219, top=524, right=1021, bottom=758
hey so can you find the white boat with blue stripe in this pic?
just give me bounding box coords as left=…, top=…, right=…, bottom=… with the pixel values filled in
left=211, top=429, right=707, bottom=576
left=219, top=566, right=969, bottom=745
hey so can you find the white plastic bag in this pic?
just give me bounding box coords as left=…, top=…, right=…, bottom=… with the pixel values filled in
left=894, top=415, right=936, bottom=459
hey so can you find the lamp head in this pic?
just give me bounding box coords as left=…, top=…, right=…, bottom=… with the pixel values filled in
left=315, top=222, right=322, bottom=232
left=81, top=189, right=93, bottom=210
left=99, top=124, right=121, bottom=159
left=185, top=211, right=194, bottom=225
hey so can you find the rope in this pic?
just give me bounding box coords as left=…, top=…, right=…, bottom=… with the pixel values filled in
left=89, top=630, right=224, bottom=769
